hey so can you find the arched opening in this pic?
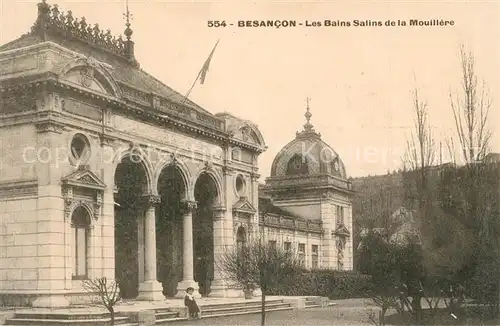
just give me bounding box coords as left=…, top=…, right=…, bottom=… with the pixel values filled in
left=286, top=154, right=309, bottom=175
left=157, top=164, right=187, bottom=297
left=193, top=172, right=219, bottom=297
left=114, top=155, right=148, bottom=299
left=71, top=206, right=91, bottom=280
left=236, top=226, right=247, bottom=259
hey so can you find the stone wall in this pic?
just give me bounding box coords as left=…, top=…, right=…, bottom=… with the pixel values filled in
left=0, top=124, right=40, bottom=303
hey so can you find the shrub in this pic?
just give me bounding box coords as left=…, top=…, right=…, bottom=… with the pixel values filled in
left=266, top=268, right=371, bottom=299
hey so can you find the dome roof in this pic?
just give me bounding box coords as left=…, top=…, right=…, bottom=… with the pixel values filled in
left=270, top=100, right=347, bottom=179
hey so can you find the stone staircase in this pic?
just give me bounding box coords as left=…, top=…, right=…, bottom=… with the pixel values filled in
left=304, top=296, right=322, bottom=308
left=2, top=298, right=307, bottom=325
left=155, top=298, right=294, bottom=324
left=3, top=311, right=137, bottom=326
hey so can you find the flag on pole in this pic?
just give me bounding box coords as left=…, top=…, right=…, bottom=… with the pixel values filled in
left=199, top=40, right=219, bottom=84
left=182, top=39, right=220, bottom=104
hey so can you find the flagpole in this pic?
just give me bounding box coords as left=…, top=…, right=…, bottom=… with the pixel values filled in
left=181, top=39, right=220, bottom=105
left=182, top=69, right=203, bottom=105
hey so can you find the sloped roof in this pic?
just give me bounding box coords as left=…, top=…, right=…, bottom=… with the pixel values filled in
left=258, top=196, right=302, bottom=219
left=0, top=3, right=212, bottom=117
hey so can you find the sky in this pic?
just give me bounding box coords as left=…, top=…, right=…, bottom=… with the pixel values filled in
left=1, top=0, right=499, bottom=179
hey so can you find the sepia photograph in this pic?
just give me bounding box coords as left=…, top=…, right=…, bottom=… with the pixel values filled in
left=0, top=0, right=498, bottom=325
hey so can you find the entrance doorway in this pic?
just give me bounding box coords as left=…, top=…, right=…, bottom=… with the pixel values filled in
left=193, top=172, right=218, bottom=297
left=114, top=155, right=148, bottom=299
left=156, top=164, right=186, bottom=297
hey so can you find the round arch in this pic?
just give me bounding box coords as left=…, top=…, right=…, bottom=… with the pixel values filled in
left=112, top=146, right=155, bottom=195
left=69, top=202, right=94, bottom=227
left=236, top=226, right=247, bottom=242
left=191, top=168, right=223, bottom=206
left=153, top=157, right=192, bottom=201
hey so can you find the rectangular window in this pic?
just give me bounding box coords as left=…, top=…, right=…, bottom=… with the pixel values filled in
left=73, top=227, right=88, bottom=279
left=284, top=242, right=292, bottom=252
left=337, top=206, right=344, bottom=225
left=298, top=243, right=306, bottom=267
left=268, top=240, right=277, bottom=249
left=311, top=244, right=319, bottom=269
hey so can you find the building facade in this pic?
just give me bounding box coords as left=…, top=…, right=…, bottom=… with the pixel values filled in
left=259, top=105, right=355, bottom=271
left=0, top=1, right=354, bottom=308
left=0, top=1, right=266, bottom=307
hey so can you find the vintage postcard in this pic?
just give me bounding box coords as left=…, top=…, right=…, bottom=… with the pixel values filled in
left=0, top=1, right=498, bottom=325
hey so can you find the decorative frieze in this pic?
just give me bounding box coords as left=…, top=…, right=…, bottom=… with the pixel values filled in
left=266, top=174, right=352, bottom=190
left=61, top=97, right=102, bottom=121
left=35, top=120, right=65, bottom=134
left=0, top=87, right=38, bottom=114
left=259, top=214, right=323, bottom=234
left=0, top=179, right=38, bottom=199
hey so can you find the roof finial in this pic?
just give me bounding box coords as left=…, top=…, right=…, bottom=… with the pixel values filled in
left=303, top=97, right=314, bottom=132
left=122, top=0, right=137, bottom=65
left=123, top=0, right=133, bottom=41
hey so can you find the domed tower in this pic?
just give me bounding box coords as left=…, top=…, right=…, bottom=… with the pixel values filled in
left=262, top=100, right=355, bottom=270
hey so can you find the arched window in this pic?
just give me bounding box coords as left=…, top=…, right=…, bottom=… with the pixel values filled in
left=71, top=206, right=90, bottom=279
left=236, top=227, right=247, bottom=259
left=286, top=154, right=309, bottom=175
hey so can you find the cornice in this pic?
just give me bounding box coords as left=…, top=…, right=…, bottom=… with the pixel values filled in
left=0, top=76, right=265, bottom=153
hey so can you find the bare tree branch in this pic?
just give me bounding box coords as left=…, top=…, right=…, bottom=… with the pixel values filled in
left=217, top=240, right=302, bottom=326
left=82, top=277, right=121, bottom=325
left=450, top=45, right=492, bottom=164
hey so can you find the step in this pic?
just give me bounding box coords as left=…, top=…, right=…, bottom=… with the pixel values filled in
left=201, top=306, right=293, bottom=319
left=305, top=300, right=321, bottom=307
left=155, top=311, right=180, bottom=320
left=201, top=302, right=291, bottom=315
left=4, top=324, right=138, bottom=326
left=155, top=306, right=294, bottom=324
left=196, top=299, right=285, bottom=310
left=155, top=316, right=186, bottom=324
left=5, top=316, right=132, bottom=326
left=12, top=312, right=112, bottom=320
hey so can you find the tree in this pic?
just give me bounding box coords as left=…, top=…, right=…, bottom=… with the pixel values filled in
left=218, top=240, right=302, bottom=326
left=450, top=45, right=492, bottom=165
left=359, top=230, right=425, bottom=325
left=402, top=87, right=435, bottom=323
left=82, top=277, right=121, bottom=325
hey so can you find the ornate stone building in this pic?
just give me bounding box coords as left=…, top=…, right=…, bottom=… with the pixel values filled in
left=0, top=0, right=354, bottom=308
left=0, top=1, right=266, bottom=307
left=259, top=104, right=355, bottom=271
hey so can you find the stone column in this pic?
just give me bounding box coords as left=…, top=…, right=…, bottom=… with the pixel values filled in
left=137, top=213, right=145, bottom=283
left=137, top=195, right=164, bottom=301
left=210, top=207, right=228, bottom=297
left=176, top=200, right=200, bottom=298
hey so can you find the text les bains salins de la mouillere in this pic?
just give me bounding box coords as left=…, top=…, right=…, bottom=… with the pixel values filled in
left=207, top=19, right=455, bottom=28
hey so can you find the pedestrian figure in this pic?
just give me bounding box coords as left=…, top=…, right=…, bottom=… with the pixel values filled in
left=184, top=287, right=201, bottom=320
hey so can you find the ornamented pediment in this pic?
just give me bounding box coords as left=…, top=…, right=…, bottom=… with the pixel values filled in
left=333, top=224, right=351, bottom=238
left=233, top=196, right=256, bottom=218
left=61, top=165, right=106, bottom=221
left=59, top=57, right=120, bottom=97
left=62, top=165, right=106, bottom=190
